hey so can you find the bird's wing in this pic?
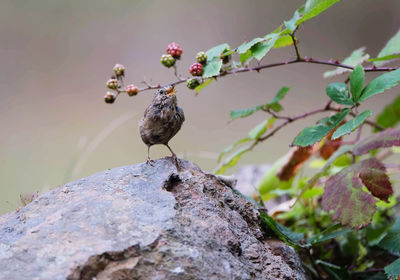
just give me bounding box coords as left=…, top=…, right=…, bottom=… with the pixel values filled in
left=176, top=106, right=185, bottom=122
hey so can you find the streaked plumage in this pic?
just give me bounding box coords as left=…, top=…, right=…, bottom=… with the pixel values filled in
left=138, top=86, right=184, bottom=165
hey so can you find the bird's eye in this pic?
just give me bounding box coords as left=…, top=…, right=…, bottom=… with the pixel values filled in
left=159, top=89, right=165, bottom=94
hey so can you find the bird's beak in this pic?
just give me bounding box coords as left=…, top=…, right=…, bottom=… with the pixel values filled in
left=167, top=86, right=176, bottom=96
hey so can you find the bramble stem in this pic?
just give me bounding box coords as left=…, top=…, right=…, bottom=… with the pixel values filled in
left=119, top=57, right=398, bottom=95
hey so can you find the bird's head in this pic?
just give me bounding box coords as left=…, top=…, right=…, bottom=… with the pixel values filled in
left=157, top=85, right=176, bottom=97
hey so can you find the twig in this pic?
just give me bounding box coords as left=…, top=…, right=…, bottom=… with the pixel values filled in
left=291, top=33, right=301, bottom=60
left=249, top=106, right=331, bottom=151
left=248, top=102, right=383, bottom=152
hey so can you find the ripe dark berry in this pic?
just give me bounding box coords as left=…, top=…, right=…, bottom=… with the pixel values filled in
left=166, top=42, right=183, bottom=59
left=196, top=52, right=207, bottom=64
left=189, top=63, right=203, bottom=76
left=126, top=84, right=139, bottom=96
left=104, top=92, right=116, bottom=104
left=106, top=78, right=118, bottom=89
left=186, top=78, right=200, bottom=90
left=113, top=64, right=125, bottom=76
left=161, top=54, right=176, bottom=68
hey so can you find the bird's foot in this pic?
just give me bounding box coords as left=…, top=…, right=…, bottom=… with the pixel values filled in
left=146, top=158, right=154, bottom=166
left=171, top=154, right=180, bottom=169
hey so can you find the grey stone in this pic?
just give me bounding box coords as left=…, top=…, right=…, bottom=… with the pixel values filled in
left=0, top=158, right=306, bottom=280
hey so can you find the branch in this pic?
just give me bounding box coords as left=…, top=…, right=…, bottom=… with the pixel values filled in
left=248, top=102, right=384, bottom=152
left=119, top=58, right=398, bottom=95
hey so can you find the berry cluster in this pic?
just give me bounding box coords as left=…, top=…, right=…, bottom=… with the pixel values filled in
left=104, top=42, right=222, bottom=103
left=160, top=42, right=183, bottom=68
left=104, top=63, right=139, bottom=103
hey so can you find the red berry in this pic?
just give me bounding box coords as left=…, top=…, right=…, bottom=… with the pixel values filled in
left=166, top=42, right=183, bottom=59
left=126, top=84, right=139, bottom=96
left=189, top=63, right=203, bottom=76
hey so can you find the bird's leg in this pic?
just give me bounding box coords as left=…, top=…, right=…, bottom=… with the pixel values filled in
left=146, top=145, right=154, bottom=166
left=165, top=143, right=179, bottom=166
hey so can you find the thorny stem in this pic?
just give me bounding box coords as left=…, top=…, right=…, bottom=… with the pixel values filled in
left=117, top=57, right=399, bottom=95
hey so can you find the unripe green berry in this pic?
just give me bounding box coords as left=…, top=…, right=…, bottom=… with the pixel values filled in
left=106, top=78, right=118, bottom=89
left=126, top=84, right=139, bottom=96
left=196, top=52, right=207, bottom=64
left=113, top=64, right=125, bottom=76
left=160, top=54, right=176, bottom=68
left=104, top=91, right=116, bottom=104
left=186, top=78, right=200, bottom=90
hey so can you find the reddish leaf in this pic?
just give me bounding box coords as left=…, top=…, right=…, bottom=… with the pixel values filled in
left=319, top=121, right=345, bottom=159
left=277, top=145, right=317, bottom=181
left=322, top=158, right=392, bottom=228
left=354, top=128, right=400, bottom=155
left=359, top=159, right=393, bottom=202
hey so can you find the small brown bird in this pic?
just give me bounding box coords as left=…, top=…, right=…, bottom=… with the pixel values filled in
left=139, top=85, right=185, bottom=165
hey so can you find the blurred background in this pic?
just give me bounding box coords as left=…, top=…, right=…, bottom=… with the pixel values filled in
left=1, top=0, right=400, bottom=214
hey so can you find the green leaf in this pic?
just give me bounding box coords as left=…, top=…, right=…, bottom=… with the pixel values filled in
left=324, top=47, right=370, bottom=78
left=349, top=64, right=365, bottom=101
left=214, top=146, right=249, bottom=174
left=237, top=38, right=264, bottom=54
left=265, top=86, right=290, bottom=112
left=325, top=83, right=354, bottom=105
left=273, top=35, right=294, bottom=48
left=359, top=68, right=400, bottom=102
left=297, top=0, right=341, bottom=25
left=284, top=10, right=301, bottom=33
left=374, top=29, right=400, bottom=66
left=376, top=95, right=400, bottom=130
left=385, top=258, right=400, bottom=280
left=369, top=53, right=400, bottom=63
left=260, top=213, right=306, bottom=248
left=307, top=224, right=352, bottom=245
left=322, top=158, right=391, bottom=228
left=353, top=128, right=400, bottom=155
left=248, top=118, right=275, bottom=140
left=250, top=33, right=280, bottom=61
left=332, top=110, right=372, bottom=139
left=292, top=109, right=350, bottom=147
left=230, top=105, right=264, bottom=120
left=217, top=137, right=250, bottom=163
left=239, top=50, right=252, bottom=65
left=378, top=216, right=400, bottom=254
left=206, top=43, right=230, bottom=61
left=315, top=260, right=351, bottom=280
left=202, top=58, right=223, bottom=78
left=195, top=78, right=214, bottom=93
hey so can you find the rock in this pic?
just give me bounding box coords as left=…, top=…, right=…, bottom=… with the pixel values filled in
left=0, top=158, right=306, bottom=280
